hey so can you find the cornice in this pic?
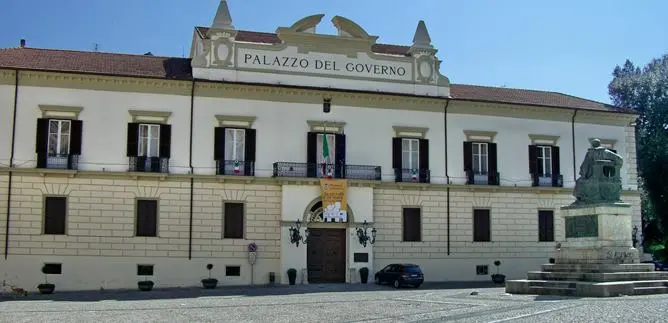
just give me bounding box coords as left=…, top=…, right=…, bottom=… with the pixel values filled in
left=0, top=69, right=16, bottom=85
left=0, top=167, right=642, bottom=197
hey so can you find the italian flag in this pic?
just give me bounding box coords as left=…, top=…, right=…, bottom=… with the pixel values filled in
left=233, top=160, right=240, bottom=174
left=322, top=135, right=333, bottom=178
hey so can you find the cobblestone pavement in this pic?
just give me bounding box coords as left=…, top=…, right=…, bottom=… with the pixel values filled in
left=1, top=283, right=667, bottom=322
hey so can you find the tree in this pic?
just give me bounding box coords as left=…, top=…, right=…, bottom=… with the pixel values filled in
left=608, top=54, right=668, bottom=253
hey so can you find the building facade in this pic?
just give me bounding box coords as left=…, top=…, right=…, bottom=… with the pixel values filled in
left=0, top=1, right=640, bottom=291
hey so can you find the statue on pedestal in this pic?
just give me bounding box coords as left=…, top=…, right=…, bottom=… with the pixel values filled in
left=572, top=138, right=623, bottom=205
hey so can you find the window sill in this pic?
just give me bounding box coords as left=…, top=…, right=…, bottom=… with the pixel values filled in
left=128, top=172, right=168, bottom=180
left=37, top=168, right=77, bottom=177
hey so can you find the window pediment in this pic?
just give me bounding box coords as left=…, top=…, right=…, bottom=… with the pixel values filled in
left=589, top=138, right=617, bottom=149
left=529, top=134, right=560, bottom=146
left=129, top=110, right=172, bottom=124
left=39, top=105, right=83, bottom=119
left=307, top=120, right=346, bottom=133
left=464, top=130, right=497, bottom=142
left=216, top=115, right=256, bottom=128
left=393, top=126, right=428, bottom=139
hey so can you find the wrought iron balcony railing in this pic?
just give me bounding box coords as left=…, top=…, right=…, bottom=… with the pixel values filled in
left=40, top=153, right=79, bottom=170
left=272, top=162, right=381, bottom=180
left=466, top=170, right=500, bottom=186
left=531, top=173, right=564, bottom=187
left=128, top=156, right=169, bottom=173
left=394, top=168, right=430, bottom=183
left=216, top=160, right=255, bottom=176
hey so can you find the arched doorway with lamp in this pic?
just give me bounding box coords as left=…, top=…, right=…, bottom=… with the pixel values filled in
left=302, top=198, right=355, bottom=284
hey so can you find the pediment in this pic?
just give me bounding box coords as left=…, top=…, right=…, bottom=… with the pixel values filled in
left=275, top=14, right=379, bottom=51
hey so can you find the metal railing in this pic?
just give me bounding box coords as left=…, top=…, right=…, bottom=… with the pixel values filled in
left=466, top=170, right=500, bottom=185
left=128, top=156, right=169, bottom=173
left=216, top=160, right=255, bottom=176
left=272, top=162, right=381, bottom=180
left=393, top=168, right=431, bottom=183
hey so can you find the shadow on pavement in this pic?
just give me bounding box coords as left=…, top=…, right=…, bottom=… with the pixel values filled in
left=1, top=281, right=502, bottom=303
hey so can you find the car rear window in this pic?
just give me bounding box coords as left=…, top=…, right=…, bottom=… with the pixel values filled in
left=404, top=266, right=421, bottom=273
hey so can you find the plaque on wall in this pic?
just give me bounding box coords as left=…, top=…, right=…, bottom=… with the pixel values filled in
left=565, top=215, right=599, bottom=238
left=354, top=253, right=369, bottom=263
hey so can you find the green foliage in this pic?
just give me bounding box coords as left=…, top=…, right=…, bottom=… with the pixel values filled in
left=608, top=54, right=668, bottom=248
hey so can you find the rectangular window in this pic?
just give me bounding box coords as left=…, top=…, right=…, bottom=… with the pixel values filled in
left=538, top=210, right=555, bottom=242
left=47, top=120, right=70, bottom=156
left=224, top=128, right=245, bottom=161
left=316, top=133, right=336, bottom=164
left=476, top=265, right=488, bottom=275
left=472, top=142, right=488, bottom=174
left=537, top=146, right=552, bottom=176
left=401, top=138, right=419, bottom=170
left=402, top=207, right=421, bottom=242
left=223, top=202, right=244, bottom=239
left=473, top=209, right=491, bottom=242
left=136, top=199, right=158, bottom=237
left=137, top=265, right=154, bottom=276
left=42, top=263, right=62, bottom=275
left=226, top=266, right=241, bottom=276
left=44, top=196, right=67, bottom=235
left=138, top=124, right=160, bottom=157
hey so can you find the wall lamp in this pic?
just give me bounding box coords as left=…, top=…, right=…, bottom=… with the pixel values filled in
left=288, top=219, right=309, bottom=247
left=323, top=97, right=332, bottom=113
left=356, top=220, right=377, bottom=247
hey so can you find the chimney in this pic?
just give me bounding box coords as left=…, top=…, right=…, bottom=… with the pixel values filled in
left=19, top=39, right=25, bottom=48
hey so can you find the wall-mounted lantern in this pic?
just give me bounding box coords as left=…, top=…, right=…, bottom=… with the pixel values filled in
left=323, top=97, right=331, bottom=114
left=356, top=220, right=377, bottom=247
left=288, top=219, right=309, bottom=247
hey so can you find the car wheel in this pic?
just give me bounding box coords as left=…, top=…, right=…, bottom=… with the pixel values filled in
left=413, top=284, right=421, bottom=289
left=375, top=276, right=381, bottom=285
left=393, top=280, right=400, bottom=289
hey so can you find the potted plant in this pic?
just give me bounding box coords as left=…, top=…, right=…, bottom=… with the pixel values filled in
left=201, top=264, right=218, bottom=289
left=491, top=260, right=506, bottom=284
left=287, top=268, right=297, bottom=285
left=359, top=267, right=369, bottom=284
left=37, top=265, right=55, bottom=294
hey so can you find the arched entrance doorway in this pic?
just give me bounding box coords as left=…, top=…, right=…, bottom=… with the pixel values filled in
left=304, top=200, right=353, bottom=283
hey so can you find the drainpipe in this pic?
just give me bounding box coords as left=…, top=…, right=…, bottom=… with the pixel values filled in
left=443, top=98, right=451, bottom=255
left=571, top=109, right=579, bottom=184
left=188, top=78, right=196, bottom=260
left=5, top=69, right=19, bottom=259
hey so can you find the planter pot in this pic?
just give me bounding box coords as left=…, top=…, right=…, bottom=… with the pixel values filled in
left=287, top=270, right=297, bottom=285
left=201, top=278, right=218, bottom=289
left=491, top=274, right=506, bottom=284
left=359, top=268, right=369, bottom=284
left=37, top=283, right=55, bottom=294
left=138, top=281, right=154, bottom=291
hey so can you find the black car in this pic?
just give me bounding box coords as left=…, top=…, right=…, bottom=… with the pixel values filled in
left=374, top=264, right=424, bottom=288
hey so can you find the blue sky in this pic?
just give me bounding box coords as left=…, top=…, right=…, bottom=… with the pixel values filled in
left=1, top=0, right=666, bottom=104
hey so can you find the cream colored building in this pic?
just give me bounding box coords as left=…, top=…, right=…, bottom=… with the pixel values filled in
left=0, top=1, right=640, bottom=291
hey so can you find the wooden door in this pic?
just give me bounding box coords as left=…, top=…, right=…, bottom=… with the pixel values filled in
left=307, top=228, right=346, bottom=283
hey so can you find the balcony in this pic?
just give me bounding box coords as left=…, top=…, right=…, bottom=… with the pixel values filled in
left=216, top=160, right=255, bottom=176
left=394, top=168, right=430, bottom=183
left=40, top=154, right=79, bottom=170
left=272, top=162, right=381, bottom=180
left=466, top=170, right=500, bottom=185
left=128, top=156, right=169, bottom=173
left=531, top=173, right=564, bottom=188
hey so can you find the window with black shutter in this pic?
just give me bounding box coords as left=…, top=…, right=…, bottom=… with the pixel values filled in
left=402, top=207, right=421, bottom=242
left=473, top=209, right=491, bottom=242
left=136, top=199, right=158, bottom=237
left=538, top=210, right=555, bottom=242
left=224, top=202, right=244, bottom=239
left=44, top=196, right=67, bottom=235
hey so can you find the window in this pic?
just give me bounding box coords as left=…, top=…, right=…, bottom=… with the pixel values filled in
left=138, top=124, right=160, bottom=157
left=137, top=265, right=154, bottom=276
left=537, top=146, right=552, bottom=176
left=136, top=199, right=158, bottom=237
left=401, top=138, right=419, bottom=170
left=44, top=196, right=67, bottom=235
left=226, top=266, right=241, bottom=276
left=473, top=209, right=491, bottom=242
left=402, top=207, right=421, bottom=242
left=538, top=210, right=555, bottom=242
left=223, top=202, right=244, bottom=239
left=42, top=263, right=62, bottom=275
left=225, top=128, right=245, bottom=161
left=47, top=120, right=70, bottom=156
left=316, top=133, right=336, bottom=164
left=476, top=265, right=488, bottom=275
left=472, top=143, right=488, bottom=174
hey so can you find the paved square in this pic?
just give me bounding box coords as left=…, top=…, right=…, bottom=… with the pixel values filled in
left=1, top=284, right=667, bottom=322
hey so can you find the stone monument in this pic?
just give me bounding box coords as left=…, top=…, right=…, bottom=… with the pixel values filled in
left=506, top=138, right=668, bottom=297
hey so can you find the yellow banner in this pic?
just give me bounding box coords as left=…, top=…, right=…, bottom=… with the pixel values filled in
left=320, top=179, right=348, bottom=223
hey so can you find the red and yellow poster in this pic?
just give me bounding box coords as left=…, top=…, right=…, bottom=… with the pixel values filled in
left=320, top=179, right=348, bottom=223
